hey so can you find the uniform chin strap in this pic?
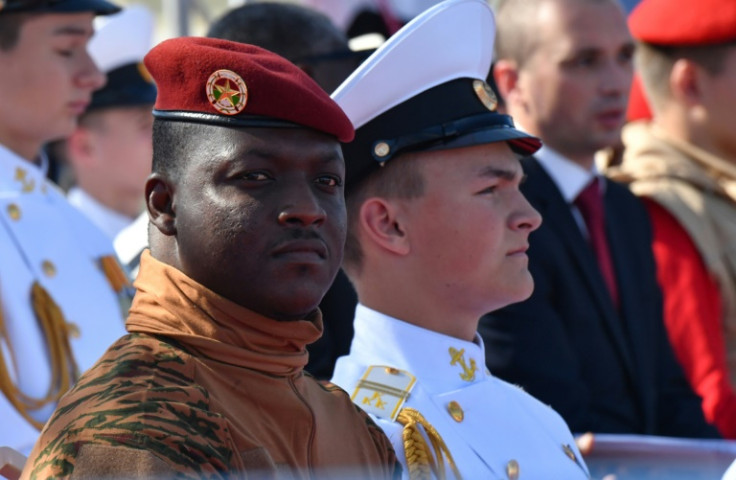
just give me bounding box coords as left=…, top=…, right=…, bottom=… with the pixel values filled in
left=0, top=282, right=78, bottom=430
left=396, top=407, right=462, bottom=480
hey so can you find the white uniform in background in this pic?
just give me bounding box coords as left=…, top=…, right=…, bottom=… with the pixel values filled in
left=0, top=145, right=128, bottom=454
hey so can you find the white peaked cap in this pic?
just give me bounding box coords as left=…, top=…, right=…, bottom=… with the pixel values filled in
left=89, top=5, right=154, bottom=73
left=333, top=0, right=541, bottom=188
left=333, top=0, right=494, bottom=130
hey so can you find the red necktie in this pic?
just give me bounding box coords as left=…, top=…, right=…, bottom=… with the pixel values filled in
left=574, top=177, right=619, bottom=306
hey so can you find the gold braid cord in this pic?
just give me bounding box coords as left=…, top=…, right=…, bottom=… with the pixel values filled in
left=0, top=282, right=79, bottom=429
left=100, top=255, right=131, bottom=293
left=396, top=407, right=462, bottom=480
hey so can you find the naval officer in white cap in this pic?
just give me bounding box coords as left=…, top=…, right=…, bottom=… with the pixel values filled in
left=0, top=0, right=129, bottom=455
left=329, top=0, right=590, bottom=478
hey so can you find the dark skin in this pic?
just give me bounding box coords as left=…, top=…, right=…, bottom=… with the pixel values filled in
left=145, top=125, right=347, bottom=321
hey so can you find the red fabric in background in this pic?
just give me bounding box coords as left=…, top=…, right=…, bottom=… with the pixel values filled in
left=645, top=198, right=736, bottom=438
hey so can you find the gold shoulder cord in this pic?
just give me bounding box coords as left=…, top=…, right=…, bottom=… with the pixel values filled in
left=397, top=407, right=462, bottom=480
left=99, top=255, right=131, bottom=293
left=99, top=255, right=134, bottom=317
left=0, top=282, right=79, bottom=429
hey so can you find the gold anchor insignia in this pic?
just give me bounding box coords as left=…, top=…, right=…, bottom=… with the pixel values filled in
left=14, top=167, right=35, bottom=193
left=362, top=391, right=387, bottom=410
left=449, top=347, right=478, bottom=381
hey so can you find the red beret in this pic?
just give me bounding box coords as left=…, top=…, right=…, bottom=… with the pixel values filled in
left=144, top=37, right=354, bottom=142
left=626, top=73, right=652, bottom=122
left=629, top=0, right=736, bottom=46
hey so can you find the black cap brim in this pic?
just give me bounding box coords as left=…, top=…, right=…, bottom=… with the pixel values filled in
left=0, top=0, right=121, bottom=15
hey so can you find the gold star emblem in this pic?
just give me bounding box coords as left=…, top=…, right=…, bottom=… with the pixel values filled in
left=206, top=69, right=248, bottom=115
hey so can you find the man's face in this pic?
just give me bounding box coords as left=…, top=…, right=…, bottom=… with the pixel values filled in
left=172, top=126, right=346, bottom=321
left=401, top=142, right=542, bottom=315
left=0, top=13, right=105, bottom=157
left=515, top=0, right=634, bottom=163
left=698, top=46, right=736, bottom=162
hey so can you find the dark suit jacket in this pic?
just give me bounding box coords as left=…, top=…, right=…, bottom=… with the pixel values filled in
left=479, top=156, right=719, bottom=438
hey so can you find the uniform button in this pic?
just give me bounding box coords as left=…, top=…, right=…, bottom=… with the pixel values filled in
left=66, top=321, right=81, bottom=339
left=374, top=141, right=390, bottom=158
left=563, top=443, right=577, bottom=462
left=447, top=400, right=464, bottom=422
left=385, top=367, right=401, bottom=375
left=506, top=459, right=519, bottom=480
left=42, top=260, right=57, bottom=278
left=7, top=203, right=20, bottom=220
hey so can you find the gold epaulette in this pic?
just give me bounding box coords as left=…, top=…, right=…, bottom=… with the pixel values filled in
left=351, top=365, right=416, bottom=421
left=350, top=367, right=461, bottom=480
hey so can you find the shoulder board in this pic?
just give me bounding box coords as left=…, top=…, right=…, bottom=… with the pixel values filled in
left=351, top=365, right=416, bottom=421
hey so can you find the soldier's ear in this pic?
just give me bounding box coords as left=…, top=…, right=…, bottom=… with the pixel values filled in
left=359, top=197, right=411, bottom=256
left=145, top=173, right=176, bottom=236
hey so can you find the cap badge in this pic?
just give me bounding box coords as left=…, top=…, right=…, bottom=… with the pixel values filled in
left=473, top=79, right=498, bottom=112
left=206, top=69, right=248, bottom=115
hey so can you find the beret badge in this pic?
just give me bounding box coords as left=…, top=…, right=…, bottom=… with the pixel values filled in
left=206, top=69, right=248, bottom=115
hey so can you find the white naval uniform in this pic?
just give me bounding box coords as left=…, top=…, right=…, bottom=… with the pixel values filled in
left=331, top=305, right=590, bottom=479
left=67, top=187, right=135, bottom=240
left=0, top=144, right=128, bottom=454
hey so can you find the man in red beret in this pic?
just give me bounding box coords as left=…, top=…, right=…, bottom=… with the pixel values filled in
left=20, top=36, right=400, bottom=479
left=610, top=0, right=736, bottom=439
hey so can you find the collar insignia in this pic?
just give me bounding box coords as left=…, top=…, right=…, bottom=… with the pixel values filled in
left=449, top=347, right=478, bottom=382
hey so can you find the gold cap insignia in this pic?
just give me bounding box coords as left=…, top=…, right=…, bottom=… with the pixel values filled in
left=206, top=69, right=248, bottom=115
left=473, top=79, right=498, bottom=112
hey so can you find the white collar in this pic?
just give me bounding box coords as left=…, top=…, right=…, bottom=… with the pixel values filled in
left=0, top=143, right=50, bottom=196
left=67, top=187, right=134, bottom=240
left=349, top=304, right=489, bottom=394
left=534, top=145, right=599, bottom=203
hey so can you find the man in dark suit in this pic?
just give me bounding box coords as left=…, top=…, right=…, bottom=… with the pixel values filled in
left=482, top=0, right=719, bottom=438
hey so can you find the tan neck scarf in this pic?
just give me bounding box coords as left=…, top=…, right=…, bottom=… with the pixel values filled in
left=126, top=250, right=323, bottom=377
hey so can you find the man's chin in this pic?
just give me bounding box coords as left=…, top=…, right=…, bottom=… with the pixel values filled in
left=268, top=304, right=322, bottom=322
